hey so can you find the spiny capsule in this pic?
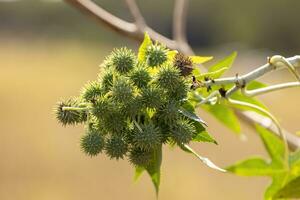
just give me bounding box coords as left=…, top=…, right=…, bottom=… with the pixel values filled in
left=173, top=52, right=193, bottom=76
left=111, top=47, right=136, bottom=73
left=156, top=63, right=182, bottom=92
left=129, top=147, right=153, bottom=167
left=81, top=130, right=105, bottom=157
left=55, top=98, right=87, bottom=126
left=81, top=81, right=103, bottom=102
left=131, top=123, right=162, bottom=151
left=165, top=79, right=189, bottom=101
left=99, top=69, right=114, bottom=93
left=156, top=100, right=180, bottom=123
left=145, top=43, right=168, bottom=67
left=105, top=136, right=128, bottom=160
left=170, top=118, right=196, bottom=145
left=140, top=86, right=164, bottom=109
left=111, top=77, right=134, bottom=103
left=129, top=62, right=151, bottom=88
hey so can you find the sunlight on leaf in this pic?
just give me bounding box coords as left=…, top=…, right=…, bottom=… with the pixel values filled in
left=255, top=125, right=285, bottom=166
left=201, top=103, right=241, bottom=134
left=190, top=56, right=213, bottom=64
left=208, top=51, right=237, bottom=75
left=226, top=157, right=282, bottom=176
left=145, top=145, right=162, bottom=196
left=274, top=176, right=300, bottom=199
left=138, top=32, right=152, bottom=62
left=195, top=67, right=228, bottom=80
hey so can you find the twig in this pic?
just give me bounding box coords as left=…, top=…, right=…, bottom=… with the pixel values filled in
left=173, top=0, right=193, bottom=54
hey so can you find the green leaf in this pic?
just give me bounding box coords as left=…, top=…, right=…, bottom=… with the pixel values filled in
left=193, top=130, right=217, bottom=144
left=180, top=144, right=226, bottom=172
left=190, top=55, right=213, bottom=64
left=138, top=32, right=152, bottom=62
left=289, top=150, right=300, bottom=178
left=226, top=157, right=282, bottom=176
left=201, top=103, right=241, bottom=134
left=145, top=145, right=162, bottom=196
left=208, top=51, right=237, bottom=76
left=274, top=176, right=300, bottom=199
left=247, top=80, right=267, bottom=90
left=255, top=125, right=285, bottom=166
left=134, top=166, right=145, bottom=181
left=264, top=174, right=287, bottom=200
left=195, top=67, right=228, bottom=80
left=178, top=107, right=207, bottom=126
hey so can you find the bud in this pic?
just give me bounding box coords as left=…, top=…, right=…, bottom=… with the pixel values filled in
left=140, top=86, right=164, bottom=109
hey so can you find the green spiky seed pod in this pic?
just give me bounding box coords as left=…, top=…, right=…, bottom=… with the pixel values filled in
left=156, top=100, right=179, bottom=123
left=105, top=136, right=128, bottom=160
left=166, top=79, right=189, bottom=101
left=111, top=47, right=136, bottom=73
left=121, top=97, right=142, bottom=119
left=170, top=118, right=196, bottom=145
left=99, top=55, right=114, bottom=69
left=132, top=123, right=162, bottom=151
left=129, top=147, right=153, bottom=167
left=81, top=130, right=105, bottom=157
left=129, top=62, right=151, bottom=88
left=55, top=98, right=87, bottom=126
left=111, top=77, right=134, bottom=103
left=173, top=52, right=193, bottom=76
left=140, top=86, right=164, bottom=109
left=145, top=43, right=168, bottom=67
left=92, top=97, right=112, bottom=119
left=156, top=63, right=182, bottom=92
left=99, top=69, right=114, bottom=93
left=81, top=81, right=103, bottom=102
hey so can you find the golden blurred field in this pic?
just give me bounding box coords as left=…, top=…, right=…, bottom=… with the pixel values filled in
left=0, top=37, right=299, bottom=200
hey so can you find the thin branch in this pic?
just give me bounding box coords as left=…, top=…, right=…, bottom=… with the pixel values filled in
left=64, top=0, right=177, bottom=49
left=173, top=0, right=194, bottom=54
left=173, top=0, right=188, bottom=43
left=124, top=0, right=146, bottom=31
left=64, top=0, right=138, bottom=37
left=242, top=82, right=300, bottom=97
left=199, top=56, right=300, bottom=89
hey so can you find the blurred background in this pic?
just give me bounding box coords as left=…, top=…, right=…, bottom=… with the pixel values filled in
left=0, top=0, right=299, bottom=199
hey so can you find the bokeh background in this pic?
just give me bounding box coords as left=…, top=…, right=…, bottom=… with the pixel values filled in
left=0, top=0, right=299, bottom=199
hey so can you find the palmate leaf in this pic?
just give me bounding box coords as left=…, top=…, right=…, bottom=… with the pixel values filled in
left=226, top=125, right=300, bottom=200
